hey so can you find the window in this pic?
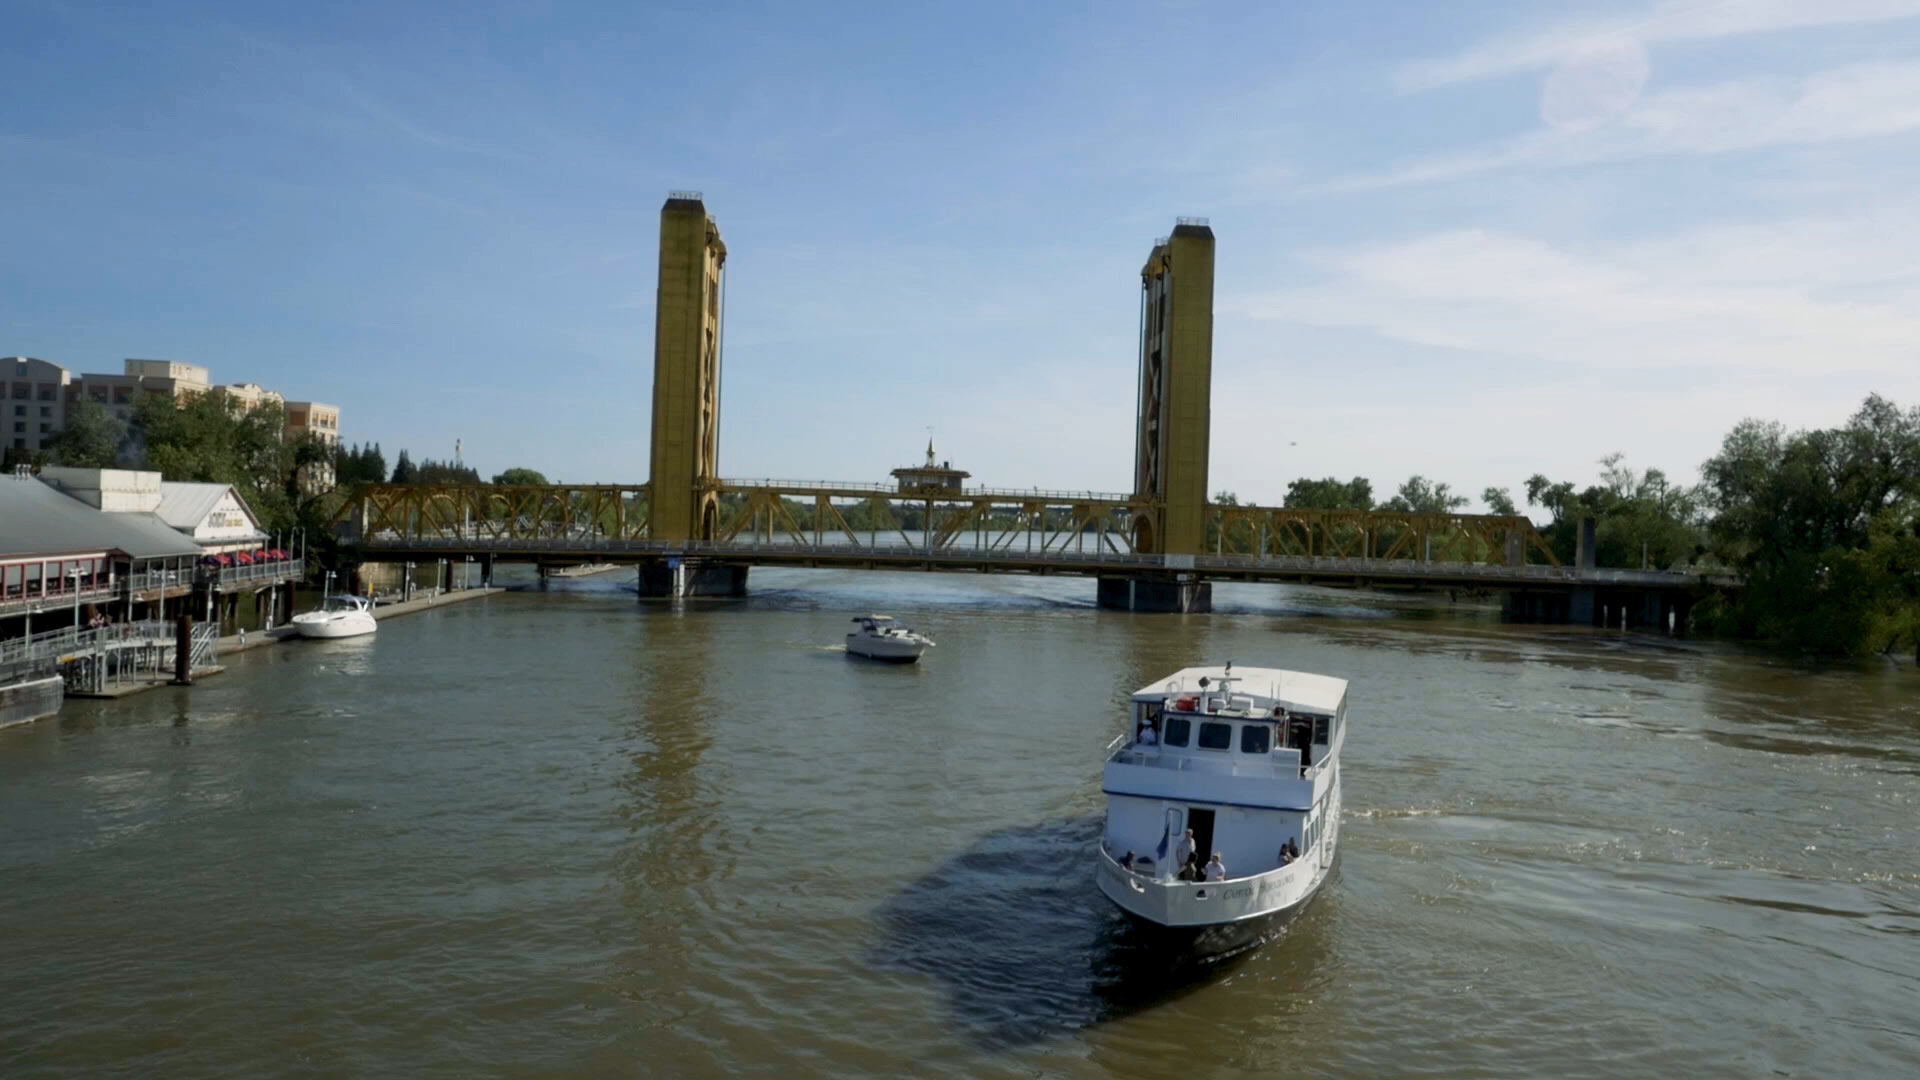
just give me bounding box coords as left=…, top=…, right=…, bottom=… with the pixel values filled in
left=39, top=406, right=50, bottom=417
left=1240, top=724, right=1270, bottom=754
left=39, top=423, right=51, bottom=433
left=13, top=362, right=24, bottom=376
left=11, top=437, right=22, bottom=449
left=11, top=405, right=20, bottom=416
left=1198, top=722, right=1233, bottom=750
left=11, top=422, right=21, bottom=433
left=113, top=387, right=132, bottom=404
left=9, top=382, right=26, bottom=399
left=37, top=384, right=55, bottom=401
left=1314, top=715, right=1330, bottom=744
left=1162, top=717, right=1191, bottom=747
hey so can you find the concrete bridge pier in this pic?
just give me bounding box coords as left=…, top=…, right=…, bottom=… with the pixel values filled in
left=637, top=557, right=748, bottom=599
left=1097, top=575, right=1212, bottom=613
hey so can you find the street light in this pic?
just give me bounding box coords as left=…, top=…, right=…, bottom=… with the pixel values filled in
left=67, top=563, right=85, bottom=641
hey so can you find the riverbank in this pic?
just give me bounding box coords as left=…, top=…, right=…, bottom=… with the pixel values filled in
left=218, top=586, right=505, bottom=655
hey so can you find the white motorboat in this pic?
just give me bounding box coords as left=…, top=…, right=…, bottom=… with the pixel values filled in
left=292, top=594, right=379, bottom=639
left=1096, top=663, right=1348, bottom=959
left=844, top=614, right=934, bottom=663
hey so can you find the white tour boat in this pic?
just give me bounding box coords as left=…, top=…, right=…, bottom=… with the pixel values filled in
left=292, top=594, right=379, bottom=640
left=844, top=614, right=934, bottom=663
left=1096, top=663, right=1347, bottom=959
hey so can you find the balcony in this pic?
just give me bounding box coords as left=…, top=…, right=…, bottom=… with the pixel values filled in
left=194, top=557, right=305, bottom=589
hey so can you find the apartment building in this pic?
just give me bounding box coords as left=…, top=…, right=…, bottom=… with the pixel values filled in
left=2, top=357, right=341, bottom=472
left=4, top=357, right=73, bottom=454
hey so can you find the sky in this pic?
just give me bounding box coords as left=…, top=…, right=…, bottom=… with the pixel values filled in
left=4, top=0, right=1919, bottom=513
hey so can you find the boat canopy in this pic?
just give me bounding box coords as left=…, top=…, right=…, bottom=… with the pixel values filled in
left=851, top=614, right=896, bottom=623
left=1131, top=665, right=1347, bottom=718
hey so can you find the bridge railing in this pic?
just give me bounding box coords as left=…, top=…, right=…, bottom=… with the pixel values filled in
left=349, top=533, right=1721, bottom=586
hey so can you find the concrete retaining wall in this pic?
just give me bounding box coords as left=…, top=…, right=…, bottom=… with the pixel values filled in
left=1, top=675, right=64, bottom=729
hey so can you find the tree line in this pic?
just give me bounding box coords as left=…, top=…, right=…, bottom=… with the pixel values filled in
left=1226, top=395, right=1918, bottom=659
left=15, top=390, right=1911, bottom=658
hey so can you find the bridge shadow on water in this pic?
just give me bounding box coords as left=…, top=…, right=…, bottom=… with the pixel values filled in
left=866, top=816, right=1279, bottom=1053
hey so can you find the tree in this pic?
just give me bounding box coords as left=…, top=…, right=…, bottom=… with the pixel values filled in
left=413, top=457, right=482, bottom=484
left=1383, top=476, right=1468, bottom=514
left=1482, top=487, right=1518, bottom=516
left=48, top=399, right=127, bottom=468
left=1522, top=455, right=1702, bottom=570
left=493, top=467, right=549, bottom=486
left=1284, top=476, right=1374, bottom=511
left=1212, top=489, right=1240, bottom=506
left=335, top=442, right=389, bottom=487
left=390, top=449, right=416, bottom=484
left=1699, top=395, right=1920, bottom=655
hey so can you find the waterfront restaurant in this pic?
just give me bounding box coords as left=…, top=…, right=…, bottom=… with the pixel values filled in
left=0, top=468, right=202, bottom=639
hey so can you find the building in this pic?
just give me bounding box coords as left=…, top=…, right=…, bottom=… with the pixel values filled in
left=2, top=356, right=344, bottom=484
left=24, top=467, right=301, bottom=635
left=4, top=357, right=74, bottom=455
left=217, top=382, right=284, bottom=411
left=284, top=400, right=341, bottom=490
left=891, top=439, right=971, bottom=493
left=1, top=467, right=203, bottom=634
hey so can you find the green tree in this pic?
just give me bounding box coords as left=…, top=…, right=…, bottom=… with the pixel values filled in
left=1700, top=395, right=1920, bottom=654
left=48, top=399, right=127, bottom=468
left=390, top=450, right=416, bottom=483
left=1284, top=476, right=1374, bottom=510
left=1482, top=486, right=1518, bottom=515
left=492, top=467, right=549, bottom=486
left=1383, top=475, right=1469, bottom=514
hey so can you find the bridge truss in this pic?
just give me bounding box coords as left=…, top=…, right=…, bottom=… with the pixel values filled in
left=340, top=481, right=1559, bottom=568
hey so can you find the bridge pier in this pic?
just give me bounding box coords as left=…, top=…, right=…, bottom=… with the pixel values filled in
left=637, top=558, right=748, bottom=599
left=1097, top=575, right=1212, bottom=613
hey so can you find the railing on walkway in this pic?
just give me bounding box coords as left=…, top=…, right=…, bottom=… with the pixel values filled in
left=0, top=581, right=122, bottom=618
left=196, top=558, right=305, bottom=589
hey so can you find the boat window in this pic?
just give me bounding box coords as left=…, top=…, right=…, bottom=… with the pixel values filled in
left=1240, top=724, right=1270, bottom=754
left=1313, top=715, right=1331, bottom=744
left=1162, top=717, right=1191, bottom=747
left=1197, top=722, right=1232, bottom=750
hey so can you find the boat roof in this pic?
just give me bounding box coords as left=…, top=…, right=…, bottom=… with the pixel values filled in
left=1132, top=665, right=1347, bottom=716
left=852, top=614, right=895, bottom=622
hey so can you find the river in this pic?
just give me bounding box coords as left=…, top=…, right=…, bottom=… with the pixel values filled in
left=4, top=568, right=1917, bottom=1078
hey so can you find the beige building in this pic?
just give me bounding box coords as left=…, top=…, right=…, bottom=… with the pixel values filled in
left=285, top=401, right=341, bottom=489
left=4, top=357, right=343, bottom=483
left=4, top=357, right=73, bottom=454
left=217, top=382, right=285, bottom=411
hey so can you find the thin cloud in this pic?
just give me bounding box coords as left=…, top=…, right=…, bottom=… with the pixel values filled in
left=1326, top=59, right=1920, bottom=191
left=1396, top=0, right=1920, bottom=92
left=1228, top=212, right=1920, bottom=379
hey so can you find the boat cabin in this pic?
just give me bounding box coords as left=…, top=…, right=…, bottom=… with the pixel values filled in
left=1103, top=664, right=1348, bottom=882
left=323, top=595, right=372, bottom=613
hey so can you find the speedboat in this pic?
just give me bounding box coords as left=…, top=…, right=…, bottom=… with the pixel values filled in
left=844, top=614, right=934, bottom=663
left=1096, top=663, right=1347, bottom=960
left=292, top=594, right=379, bottom=639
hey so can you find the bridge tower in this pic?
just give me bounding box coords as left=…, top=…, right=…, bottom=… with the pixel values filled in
left=641, top=192, right=745, bottom=597
left=1101, top=218, right=1215, bottom=612
left=650, top=192, right=726, bottom=541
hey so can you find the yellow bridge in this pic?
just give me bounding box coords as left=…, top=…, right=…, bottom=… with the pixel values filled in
left=339, top=195, right=1713, bottom=625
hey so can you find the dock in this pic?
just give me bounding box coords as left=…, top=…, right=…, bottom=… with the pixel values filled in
left=1, top=587, right=505, bottom=721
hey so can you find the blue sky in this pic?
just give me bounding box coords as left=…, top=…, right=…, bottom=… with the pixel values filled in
left=5, top=0, right=1919, bottom=510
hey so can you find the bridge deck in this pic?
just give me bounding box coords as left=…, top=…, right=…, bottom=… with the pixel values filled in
left=353, top=536, right=1719, bottom=591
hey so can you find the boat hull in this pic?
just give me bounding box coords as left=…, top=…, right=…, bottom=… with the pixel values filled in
left=292, top=614, right=378, bottom=639
left=1096, top=781, right=1342, bottom=961
left=844, top=635, right=926, bottom=662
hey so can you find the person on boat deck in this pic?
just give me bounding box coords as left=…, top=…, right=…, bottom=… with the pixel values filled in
left=1120, top=851, right=1136, bottom=872
left=1136, top=722, right=1158, bottom=746
left=1278, top=845, right=1293, bottom=866
left=1174, top=828, right=1197, bottom=872
left=1204, top=853, right=1227, bottom=881
left=1287, top=839, right=1300, bottom=861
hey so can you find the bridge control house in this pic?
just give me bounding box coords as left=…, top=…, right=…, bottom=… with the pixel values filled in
left=890, top=440, right=970, bottom=494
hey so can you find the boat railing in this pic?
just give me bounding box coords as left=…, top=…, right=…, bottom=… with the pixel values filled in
left=1107, top=746, right=1307, bottom=780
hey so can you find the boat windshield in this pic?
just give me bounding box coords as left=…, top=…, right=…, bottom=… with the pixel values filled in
left=324, top=596, right=364, bottom=612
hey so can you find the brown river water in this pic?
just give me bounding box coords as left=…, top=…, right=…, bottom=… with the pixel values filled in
left=4, top=568, right=1918, bottom=1078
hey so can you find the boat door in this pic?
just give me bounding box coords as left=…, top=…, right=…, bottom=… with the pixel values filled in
left=1187, top=807, right=1216, bottom=869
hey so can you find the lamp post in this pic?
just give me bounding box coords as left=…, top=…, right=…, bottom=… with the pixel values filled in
left=68, top=564, right=84, bottom=642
